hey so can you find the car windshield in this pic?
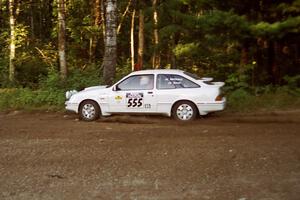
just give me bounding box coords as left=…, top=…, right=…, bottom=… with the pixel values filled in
left=183, top=72, right=201, bottom=80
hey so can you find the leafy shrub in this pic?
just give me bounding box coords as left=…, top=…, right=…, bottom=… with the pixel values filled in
left=0, top=66, right=104, bottom=111
left=227, top=86, right=300, bottom=112
left=115, top=58, right=132, bottom=82
left=282, top=75, right=300, bottom=96
left=284, top=75, right=300, bottom=88
left=39, top=67, right=102, bottom=91
left=227, top=88, right=253, bottom=111
left=65, top=68, right=102, bottom=90
left=0, top=88, right=65, bottom=111
left=224, top=64, right=253, bottom=92
left=39, top=69, right=62, bottom=90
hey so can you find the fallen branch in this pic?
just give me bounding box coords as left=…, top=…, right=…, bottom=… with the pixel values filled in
left=117, top=0, right=132, bottom=35
left=35, top=47, right=54, bottom=68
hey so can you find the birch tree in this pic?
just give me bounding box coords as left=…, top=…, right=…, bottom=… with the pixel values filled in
left=102, top=0, right=117, bottom=85
left=57, top=0, right=67, bottom=79
left=152, top=0, right=160, bottom=69
left=9, top=0, right=16, bottom=82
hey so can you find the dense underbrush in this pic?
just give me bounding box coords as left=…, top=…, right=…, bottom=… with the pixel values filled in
left=1, top=86, right=299, bottom=113
left=0, top=70, right=299, bottom=112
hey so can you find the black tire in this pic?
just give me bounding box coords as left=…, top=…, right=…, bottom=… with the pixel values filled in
left=79, top=100, right=100, bottom=121
left=172, top=101, right=197, bottom=121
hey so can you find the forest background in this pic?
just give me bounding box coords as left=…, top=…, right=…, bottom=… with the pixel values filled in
left=0, top=0, right=300, bottom=112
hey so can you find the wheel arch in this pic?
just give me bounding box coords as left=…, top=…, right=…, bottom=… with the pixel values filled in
left=171, top=99, right=199, bottom=116
left=78, top=99, right=101, bottom=113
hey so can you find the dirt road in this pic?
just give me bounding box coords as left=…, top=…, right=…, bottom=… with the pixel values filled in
left=0, top=111, right=300, bottom=200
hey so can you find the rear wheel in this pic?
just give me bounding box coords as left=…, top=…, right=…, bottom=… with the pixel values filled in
left=79, top=100, right=100, bottom=121
left=172, top=101, right=197, bottom=121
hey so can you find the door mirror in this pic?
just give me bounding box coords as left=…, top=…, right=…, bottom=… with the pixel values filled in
left=112, top=85, right=120, bottom=91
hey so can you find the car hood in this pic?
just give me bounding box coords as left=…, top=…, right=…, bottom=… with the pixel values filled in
left=66, top=85, right=109, bottom=100
left=83, top=85, right=108, bottom=91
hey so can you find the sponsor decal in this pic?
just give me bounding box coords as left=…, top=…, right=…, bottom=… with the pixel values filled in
left=144, top=104, right=151, bottom=109
left=126, top=93, right=143, bottom=98
left=115, top=95, right=123, bottom=101
left=126, top=93, right=144, bottom=108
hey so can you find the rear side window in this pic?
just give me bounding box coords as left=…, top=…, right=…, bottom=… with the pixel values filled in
left=157, top=74, right=200, bottom=89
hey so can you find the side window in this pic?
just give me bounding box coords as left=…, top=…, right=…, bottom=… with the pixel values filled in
left=157, top=74, right=199, bottom=89
left=157, top=74, right=176, bottom=89
left=117, top=75, right=154, bottom=90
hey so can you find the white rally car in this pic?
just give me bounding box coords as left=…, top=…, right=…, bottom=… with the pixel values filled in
left=65, top=69, right=226, bottom=121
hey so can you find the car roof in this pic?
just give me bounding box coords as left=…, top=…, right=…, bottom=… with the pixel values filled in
left=130, top=69, right=185, bottom=75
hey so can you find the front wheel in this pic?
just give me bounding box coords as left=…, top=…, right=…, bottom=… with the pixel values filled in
left=79, top=100, right=100, bottom=121
left=172, top=101, right=197, bottom=121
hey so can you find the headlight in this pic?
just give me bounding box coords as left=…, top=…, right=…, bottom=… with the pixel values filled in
left=66, top=90, right=78, bottom=100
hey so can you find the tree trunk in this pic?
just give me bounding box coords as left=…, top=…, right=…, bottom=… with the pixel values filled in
left=152, top=0, right=160, bottom=69
left=101, top=0, right=106, bottom=43
left=267, top=41, right=279, bottom=85
left=136, top=8, right=144, bottom=71
left=95, top=0, right=102, bottom=26
left=0, top=0, right=2, bottom=27
left=89, top=0, right=102, bottom=63
left=57, top=0, right=67, bottom=79
left=102, top=0, right=117, bottom=85
left=30, top=0, right=35, bottom=40
left=240, top=46, right=249, bottom=66
left=170, top=34, right=176, bottom=69
left=38, top=0, right=43, bottom=39
left=9, top=0, right=16, bottom=82
left=130, top=9, right=135, bottom=71
left=271, top=41, right=280, bottom=84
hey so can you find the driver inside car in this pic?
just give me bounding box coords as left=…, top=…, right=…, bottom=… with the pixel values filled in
left=139, top=76, right=153, bottom=90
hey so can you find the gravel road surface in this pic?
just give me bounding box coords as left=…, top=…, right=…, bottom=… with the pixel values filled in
left=0, top=111, right=300, bottom=200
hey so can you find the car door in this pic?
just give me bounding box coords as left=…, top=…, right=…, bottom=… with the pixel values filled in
left=109, top=74, right=157, bottom=113
left=155, top=74, right=201, bottom=112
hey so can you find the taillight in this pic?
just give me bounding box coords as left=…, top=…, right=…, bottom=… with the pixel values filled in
left=215, top=95, right=223, bottom=101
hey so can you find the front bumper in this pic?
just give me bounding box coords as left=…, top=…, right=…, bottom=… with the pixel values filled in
left=65, top=101, right=79, bottom=113
left=197, top=97, right=226, bottom=115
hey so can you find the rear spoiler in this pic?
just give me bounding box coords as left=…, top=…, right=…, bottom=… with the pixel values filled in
left=200, top=77, right=225, bottom=87
left=200, top=77, right=213, bottom=81
left=212, top=82, right=225, bottom=87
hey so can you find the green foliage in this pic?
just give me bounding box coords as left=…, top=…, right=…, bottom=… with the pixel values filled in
left=252, top=16, right=300, bottom=38
left=0, top=88, right=65, bottom=111
left=0, top=57, right=9, bottom=87
left=173, top=43, right=199, bottom=57
left=39, top=69, right=62, bottom=90
left=15, top=24, right=29, bottom=48
left=283, top=75, right=300, bottom=89
left=39, top=66, right=102, bottom=91
left=197, top=10, right=250, bottom=37
left=227, top=88, right=253, bottom=111
left=0, top=66, right=103, bottom=111
left=224, top=64, right=254, bottom=92
left=1, top=0, right=300, bottom=112
left=278, top=0, right=300, bottom=14
left=15, top=55, right=48, bottom=88
left=64, top=67, right=102, bottom=90
left=115, top=58, right=132, bottom=82
left=227, top=87, right=300, bottom=112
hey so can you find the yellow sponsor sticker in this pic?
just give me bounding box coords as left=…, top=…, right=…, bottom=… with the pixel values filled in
left=115, top=95, right=122, bottom=100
